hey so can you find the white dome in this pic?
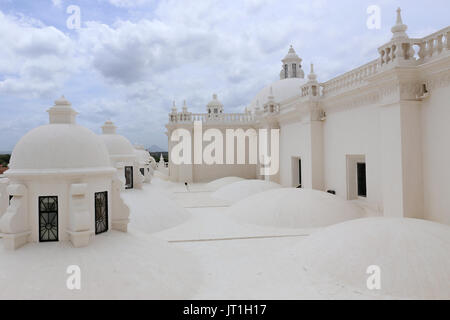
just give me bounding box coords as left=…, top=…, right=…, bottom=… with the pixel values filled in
left=100, top=134, right=136, bottom=158
left=249, top=78, right=307, bottom=111
left=100, top=121, right=136, bottom=160
left=291, top=218, right=450, bottom=299
left=207, top=93, right=223, bottom=108
left=227, top=188, right=363, bottom=229
left=9, top=124, right=111, bottom=172
left=135, top=148, right=151, bottom=166
left=206, top=177, right=244, bottom=191
left=212, top=180, right=282, bottom=203
left=122, top=184, right=191, bottom=234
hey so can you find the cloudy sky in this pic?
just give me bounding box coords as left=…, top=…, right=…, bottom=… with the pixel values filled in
left=0, top=0, right=448, bottom=152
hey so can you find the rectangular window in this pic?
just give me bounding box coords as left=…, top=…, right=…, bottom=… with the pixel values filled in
left=125, top=166, right=134, bottom=189
left=95, top=192, right=108, bottom=235
left=357, top=162, right=367, bottom=197
left=292, top=64, right=297, bottom=77
left=284, top=64, right=288, bottom=78
left=39, top=196, right=59, bottom=242
left=298, top=159, right=302, bottom=188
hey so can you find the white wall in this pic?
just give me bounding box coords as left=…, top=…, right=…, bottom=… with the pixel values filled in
left=279, top=120, right=311, bottom=187
left=421, top=85, right=450, bottom=225
left=322, top=104, right=383, bottom=210
left=25, top=177, right=112, bottom=243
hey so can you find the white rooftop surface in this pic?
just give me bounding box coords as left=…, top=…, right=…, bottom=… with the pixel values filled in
left=1, top=177, right=448, bottom=299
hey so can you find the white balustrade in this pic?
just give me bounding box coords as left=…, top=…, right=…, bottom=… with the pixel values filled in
left=321, top=59, right=380, bottom=96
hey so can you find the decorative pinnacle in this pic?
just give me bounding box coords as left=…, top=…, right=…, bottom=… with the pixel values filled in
left=396, top=7, right=403, bottom=25
left=391, top=7, right=408, bottom=40
left=308, top=63, right=317, bottom=81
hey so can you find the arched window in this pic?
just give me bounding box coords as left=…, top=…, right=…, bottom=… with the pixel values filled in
left=284, top=64, right=288, bottom=78
left=292, top=64, right=297, bottom=77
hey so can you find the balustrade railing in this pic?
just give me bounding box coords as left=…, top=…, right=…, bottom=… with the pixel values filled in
left=321, top=59, right=380, bottom=96
left=168, top=112, right=255, bottom=124
left=379, top=26, right=449, bottom=67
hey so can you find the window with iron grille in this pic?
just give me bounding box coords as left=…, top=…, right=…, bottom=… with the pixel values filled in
left=95, top=191, right=108, bottom=235
left=125, top=166, right=133, bottom=189
left=39, top=196, right=58, bottom=242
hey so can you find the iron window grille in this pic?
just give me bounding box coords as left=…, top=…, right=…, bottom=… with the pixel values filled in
left=95, top=191, right=108, bottom=235
left=39, top=196, right=59, bottom=242
left=125, top=166, right=134, bottom=189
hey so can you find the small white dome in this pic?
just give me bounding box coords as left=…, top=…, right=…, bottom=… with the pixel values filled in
left=206, top=177, right=245, bottom=191
left=101, top=135, right=136, bottom=158
left=212, top=180, right=282, bottom=203
left=9, top=124, right=111, bottom=172
left=135, top=147, right=151, bottom=165
left=207, top=93, right=223, bottom=108
left=227, top=188, right=363, bottom=228
left=249, top=78, right=307, bottom=112
left=100, top=121, right=136, bottom=159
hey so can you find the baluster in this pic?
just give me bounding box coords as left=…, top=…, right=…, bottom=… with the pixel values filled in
left=446, top=32, right=450, bottom=50
left=437, top=34, right=444, bottom=54
left=427, top=39, right=435, bottom=57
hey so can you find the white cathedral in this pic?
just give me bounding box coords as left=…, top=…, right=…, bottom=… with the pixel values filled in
left=166, top=9, right=450, bottom=226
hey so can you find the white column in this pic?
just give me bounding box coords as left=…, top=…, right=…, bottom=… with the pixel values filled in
left=380, top=101, right=423, bottom=218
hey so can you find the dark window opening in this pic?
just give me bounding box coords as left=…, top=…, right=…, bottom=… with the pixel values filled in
left=284, top=64, right=288, bottom=78
left=292, top=63, right=297, bottom=77
left=298, top=159, right=302, bottom=188
left=357, top=162, right=367, bottom=197
left=95, top=191, right=108, bottom=235
left=39, top=196, right=58, bottom=242
left=125, top=166, right=133, bottom=189
left=9, top=195, right=13, bottom=205
left=140, top=168, right=145, bottom=176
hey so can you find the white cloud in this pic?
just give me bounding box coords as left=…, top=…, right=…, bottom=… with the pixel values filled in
left=0, top=12, right=77, bottom=98
left=107, top=0, right=152, bottom=8
left=51, top=0, right=62, bottom=8
left=3, top=0, right=440, bottom=149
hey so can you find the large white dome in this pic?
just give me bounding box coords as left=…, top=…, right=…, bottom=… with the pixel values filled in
left=212, top=179, right=282, bottom=203
left=206, top=177, right=244, bottom=191
left=290, top=218, right=450, bottom=299
left=249, top=78, right=307, bottom=111
left=227, top=188, right=363, bottom=229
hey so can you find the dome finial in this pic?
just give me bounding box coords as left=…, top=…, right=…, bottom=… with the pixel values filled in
left=48, top=95, right=78, bottom=124
left=101, top=120, right=117, bottom=134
